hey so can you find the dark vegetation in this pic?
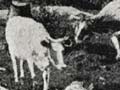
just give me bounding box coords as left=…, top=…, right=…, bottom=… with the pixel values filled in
left=0, top=0, right=120, bottom=90
left=0, top=0, right=112, bottom=10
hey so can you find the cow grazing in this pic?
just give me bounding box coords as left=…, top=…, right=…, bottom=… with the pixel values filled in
left=5, top=16, right=67, bottom=90
left=6, top=1, right=67, bottom=90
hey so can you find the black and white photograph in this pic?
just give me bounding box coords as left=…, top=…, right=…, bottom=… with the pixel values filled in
left=0, top=0, right=120, bottom=90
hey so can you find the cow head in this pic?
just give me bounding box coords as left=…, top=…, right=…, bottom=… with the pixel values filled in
left=72, top=15, right=94, bottom=44
left=46, top=36, right=68, bottom=70
left=42, top=37, right=68, bottom=70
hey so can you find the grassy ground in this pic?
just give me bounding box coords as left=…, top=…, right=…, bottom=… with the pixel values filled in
left=1, top=14, right=120, bottom=90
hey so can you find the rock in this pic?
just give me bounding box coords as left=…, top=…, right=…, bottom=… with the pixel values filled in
left=65, top=81, right=94, bottom=90
left=0, top=10, right=8, bottom=20
left=0, top=42, right=6, bottom=51
left=0, top=67, right=6, bottom=71
left=31, top=6, right=93, bottom=19
left=0, top=86, right=8, bottom=90
left=65, top=81, right=87, bottom=90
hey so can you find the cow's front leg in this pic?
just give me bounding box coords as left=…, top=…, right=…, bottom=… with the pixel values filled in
left=20, top=59, right=24, bottom=78
left=42, top=68, right=50, bottom=90
left=111, top=35, right=120, bottom=60
left=27, top=58, right=35, bottom=79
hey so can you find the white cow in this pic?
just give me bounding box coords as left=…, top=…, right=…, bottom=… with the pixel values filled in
left=5, top=16, right=67, bottom=90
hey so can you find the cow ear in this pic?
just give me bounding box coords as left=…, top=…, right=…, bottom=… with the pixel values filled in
left=86, top=18, right=94, bottom=26
left=40, top=40, right=50, bottom=48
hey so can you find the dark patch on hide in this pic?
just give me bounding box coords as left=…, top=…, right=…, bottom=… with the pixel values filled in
left=32, top=50, right=38, bottom=56
left=40, top=40, right=51, bottom=48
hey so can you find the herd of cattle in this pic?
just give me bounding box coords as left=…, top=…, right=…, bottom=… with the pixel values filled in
left=0, top=0, right=120, bottom=90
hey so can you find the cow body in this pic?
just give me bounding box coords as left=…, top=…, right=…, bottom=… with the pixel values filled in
left=5, top=16, right=66, bottom=90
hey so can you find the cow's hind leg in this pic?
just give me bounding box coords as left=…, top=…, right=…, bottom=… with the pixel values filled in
left=111, top=35, right=120, bottom=60
left=10, top=54, right=18, bottom=82
left=20, top=59, right=24, bottom=78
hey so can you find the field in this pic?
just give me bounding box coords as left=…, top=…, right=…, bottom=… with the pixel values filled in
left=1, top=3, right=120, bottom=90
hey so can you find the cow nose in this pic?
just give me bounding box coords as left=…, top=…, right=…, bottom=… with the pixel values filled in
left=61, top=65, right=67, bottom=71
left=56, top=64, right=67, bottom=70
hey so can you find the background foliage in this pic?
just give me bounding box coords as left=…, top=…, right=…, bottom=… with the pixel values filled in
left=0, top=0, right=113, bottom=10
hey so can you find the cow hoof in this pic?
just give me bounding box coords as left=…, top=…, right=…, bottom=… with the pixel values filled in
left=20, top=74, right=24, bottom=78
left=56, top=64, right=67, bottom=70
left=76, top=40, right=82, bottom=44
left=20, top=79, right=24, bottom=85
left=33, top=81, right=38, bottom=87
left=15, top=78, right=19, bottom=83
left=116, top=55, right=120, bottom=60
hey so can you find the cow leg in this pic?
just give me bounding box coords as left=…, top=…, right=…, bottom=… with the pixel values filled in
left=75, top=22, right=86, bottom=43
left=20, top=59, right=24, bottom=78
left=46, top=68, right=50, bottom=85
left=42, top=68, right=50, bottom=90
left=75, top=24, right=82, bottom=43
left=27, top=58, right=35, bottom=79
left=111, top=35, right=120, bottom=60
left=11, top=54, right=18, bottom=82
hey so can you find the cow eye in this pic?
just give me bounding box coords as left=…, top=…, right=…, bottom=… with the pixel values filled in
left=64, top=39, right=72, bottom=47
left=40, top=40, right=50, bottom=48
